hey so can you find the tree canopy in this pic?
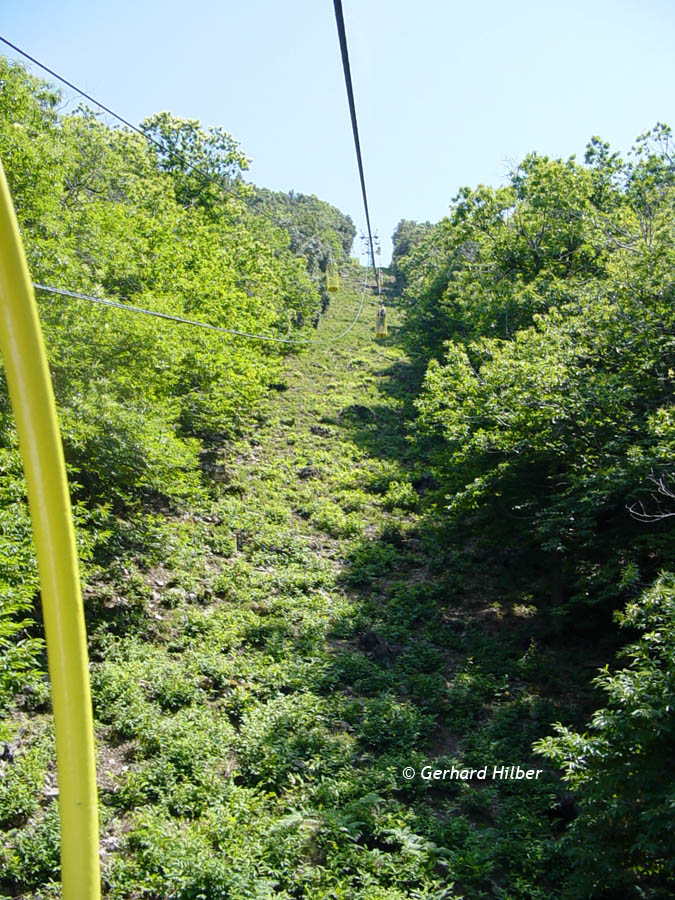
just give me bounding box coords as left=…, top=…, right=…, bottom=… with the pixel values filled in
left=393, top=124, right=675, bottom=897
left=0, top=54, right=352, bottom=711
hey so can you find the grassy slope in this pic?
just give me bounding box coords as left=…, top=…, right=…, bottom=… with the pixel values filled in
left=1, top=269, right=608, bottom=900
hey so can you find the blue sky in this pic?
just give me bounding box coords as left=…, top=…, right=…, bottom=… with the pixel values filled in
left=2, top=0, right=674, bottom=263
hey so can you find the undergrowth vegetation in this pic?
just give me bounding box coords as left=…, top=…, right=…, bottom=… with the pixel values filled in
left=0, top=54, right=350, bottom=715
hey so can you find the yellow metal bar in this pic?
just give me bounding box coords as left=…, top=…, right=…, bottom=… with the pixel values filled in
left=0, top=161, right=100, bottom=899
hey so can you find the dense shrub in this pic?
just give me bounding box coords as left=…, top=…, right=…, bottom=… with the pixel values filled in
left=397, top=126, right=674, bottom=612
left=0, top=54, right=352, bottom=709
left=536, top=573, right=675, bottom=898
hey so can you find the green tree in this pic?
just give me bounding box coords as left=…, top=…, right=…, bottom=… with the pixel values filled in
left=402, top=129, right=674, bottom=610
left=536, top=573, right=675, bottom=899
left=0, top=55, right=346, bottom=713
left=140, top=112, right=250, bottom=215
left=391, top=218, right=431, bottom=288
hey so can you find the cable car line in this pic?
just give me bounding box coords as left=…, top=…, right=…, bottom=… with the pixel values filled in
left=332, top=0, right=377, bottom=275
left=2, top=4, right=380, bottom=343
left=0, top=29, right=377, bottom=253
left=33, top=271, right=370, bottom=345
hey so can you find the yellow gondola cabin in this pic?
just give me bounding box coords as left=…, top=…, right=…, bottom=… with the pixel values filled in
left=375, top=304, right=387, bottom=339
left=326, top=259, right=339, bottom=293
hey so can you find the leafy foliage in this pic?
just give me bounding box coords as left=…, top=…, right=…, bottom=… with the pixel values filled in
left=400, top=127, right=674, bottom=612
left=536, top=573, right=675, bottom=898
left=390, top=218, right=432, bottom=289
left=393, top=124, right=675, bottom=900
left=0, top=445, right=43, bottom=714
left=0, top=55, right=348, bottom=710
left=2, top=51, right=674, bottom=900
left=249, top=186, right=356, bottom=282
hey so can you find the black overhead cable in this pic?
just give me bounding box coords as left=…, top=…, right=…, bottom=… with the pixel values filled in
left=0, top=25, right=378, bottom=270
left=332, top=0, right=377, bottom=274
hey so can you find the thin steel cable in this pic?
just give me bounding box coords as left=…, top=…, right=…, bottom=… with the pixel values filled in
left=1, top=32, right=375, bottom=343
left=0, top=34, right=278, bottom=226
left=332, top=0, right=377, bottom=274
left=33, top=269, right=370, bottom=345
left=0, top=32, right=375, bottom=253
